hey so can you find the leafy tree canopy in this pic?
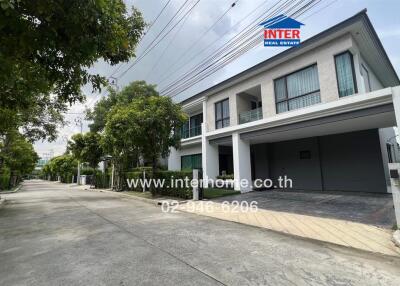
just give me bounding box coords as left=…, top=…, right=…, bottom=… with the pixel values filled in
left=68, top=132, right=104, bottom=169
left=102, top=93, right=187, bottom=171
left=0, top=0, right=146, bottom=140
left=86, top=81, right=159, bottom=132
left=0, top=131, right=39, bottom=178
left=42, top=154, right=77, bottom=179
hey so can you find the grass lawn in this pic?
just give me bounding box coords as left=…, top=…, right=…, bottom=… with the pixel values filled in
left=203, top=188, right=240, bottom=199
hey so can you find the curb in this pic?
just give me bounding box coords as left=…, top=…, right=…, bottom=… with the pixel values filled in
left=85, top=187, right=188, bottom=206
left=393, top=230, right=400, bottom=248
left=89, top=188, right=160, bottom=205
left=0, top=184, right=23, bottom=195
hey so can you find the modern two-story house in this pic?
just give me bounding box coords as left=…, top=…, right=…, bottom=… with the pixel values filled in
left=168, top=10, right=400, bottom=193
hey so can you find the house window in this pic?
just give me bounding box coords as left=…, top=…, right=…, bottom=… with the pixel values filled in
left=181, top=154, right=202, bottom=170
left=181, top=121, right=190, bottom=139
left=180, top=113, right=203, bottom=139
left=189, top=113, right=203, bottom=137
left=335, top=51, right=357, bottom=97
left=274, top=64, right=320, bottom=114
left=215, top=99, right=230, bottom=129
left=361, top=64, right=371, bottom=92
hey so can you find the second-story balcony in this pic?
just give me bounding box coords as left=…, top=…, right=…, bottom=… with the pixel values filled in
left=181, top=125, right=202, bottom=139
left=239, top=107, right=263, bottom=124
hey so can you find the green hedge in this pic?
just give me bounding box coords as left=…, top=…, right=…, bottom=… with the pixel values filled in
left=216, top=174, right=234, bottom=180
left=125, top=170, right=193, bottom=199
left=95, top=172, right=110, bottom=189
left=0, top=168, right=11, bottom=190
left=60, top=173, right=74, bottom=183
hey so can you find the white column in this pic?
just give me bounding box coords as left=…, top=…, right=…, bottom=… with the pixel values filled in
left=393, top=86, right=400, bottom=129
left=232, top=133, right=252, bottom=193
left=391, top=87, right=400, bottom=227
left=201, top=100, right=219, bottom=188
left=168, top=147, right=180, bottom=171
left=202, top=125, right=219, bottom=188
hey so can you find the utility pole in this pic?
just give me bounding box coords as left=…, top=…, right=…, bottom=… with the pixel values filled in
left=108, top=77, right=118, bottom=190
left=75, top=117, right=83, bottom=185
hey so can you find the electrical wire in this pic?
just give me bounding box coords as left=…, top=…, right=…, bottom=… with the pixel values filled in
left=161, top=0, right=321, bottom=98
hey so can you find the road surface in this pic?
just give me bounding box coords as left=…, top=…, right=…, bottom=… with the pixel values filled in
left=0, top=180, right=399, bottom=285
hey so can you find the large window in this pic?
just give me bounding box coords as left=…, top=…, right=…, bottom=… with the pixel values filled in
left=215, top=99, right=230, bottom=129
left=189, top=113, right=203, bottom=137
left=274, top=64, right=320, bottom=114
left=180, top=113, right=202, bottom=139
left=335, top=51, right=357, bottom=97
left=181, top=154, right=202, bottom=170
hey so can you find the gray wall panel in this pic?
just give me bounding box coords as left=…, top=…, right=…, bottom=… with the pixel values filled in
left=269, top=137, right=323, bottom=190
left=319, top=129, right=387, bottom=192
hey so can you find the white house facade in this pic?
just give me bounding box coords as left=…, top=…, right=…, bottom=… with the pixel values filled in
left=168, top=10, right=400, bottom=194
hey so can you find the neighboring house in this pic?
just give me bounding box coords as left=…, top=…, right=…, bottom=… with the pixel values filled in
left=168, top=10, right=400, bottom=193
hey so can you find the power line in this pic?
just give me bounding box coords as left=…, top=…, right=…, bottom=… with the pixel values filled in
left=161, top=0, right=321, bottom=98
left=144, top=0, right=173, bottom=36
left=144, top=1, right=196, bottom=82
left=116, top=0, right=196, bottom=79
left=106, top=0, right=173, bottom=79
left=159, top=0, right=294, bottom=94
left=160, top=0, right=295, bottom=95
left=155, top=0, right=244, bottom=86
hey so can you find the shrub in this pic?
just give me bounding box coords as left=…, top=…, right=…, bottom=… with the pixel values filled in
left=130, top=166, right=153, bottom=173
left=94, top=172, right=111, bottom=189
left=216, top=174, right=234, bottom=180
left=0, top=168, right=11, bottom=190
left=125, top=170, right=193, bottom=199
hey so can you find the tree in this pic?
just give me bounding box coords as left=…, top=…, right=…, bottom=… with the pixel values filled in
left=86, top=81, right=159, bottom=132
left=68, top=132, right=104, bottom=186
left=102, top=91, right=187, bottom=191
left=0, top=0, right=145, bottom=140
left=42, top=154, right=77, bottom=183
left=0, top=131, right=39, bottom=188
left=129, top=96, right=187, bottom=172
left=101, top=104, right=141, bottom=190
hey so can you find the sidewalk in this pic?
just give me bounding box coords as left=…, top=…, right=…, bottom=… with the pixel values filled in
left=177, top=201, right=400, bottom=257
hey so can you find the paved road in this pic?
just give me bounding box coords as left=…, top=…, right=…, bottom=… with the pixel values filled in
left=0, top=181, right=399, bottom=286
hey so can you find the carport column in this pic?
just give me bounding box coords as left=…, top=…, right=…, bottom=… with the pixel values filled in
left=167, top=148, right=180, bottom=171
left=392, top=86, right=400, bottom=226
left=232, top=133, right=252, bottom=193
left=202, top=124, right=219, bottom=188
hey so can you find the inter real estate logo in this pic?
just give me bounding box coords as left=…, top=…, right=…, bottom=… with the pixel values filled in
left=260, top=14, right=304, bottom=47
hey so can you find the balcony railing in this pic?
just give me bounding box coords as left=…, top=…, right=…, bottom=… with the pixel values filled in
left=181, top=125, right=202, bottom=139
left=239, top=108, right=263, bottom=124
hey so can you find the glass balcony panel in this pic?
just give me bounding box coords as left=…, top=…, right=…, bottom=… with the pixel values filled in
left=239, top=108, right=263, bottom=124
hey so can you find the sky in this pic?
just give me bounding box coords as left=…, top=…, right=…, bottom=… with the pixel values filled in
left=34, top=0, right=400, bottom=158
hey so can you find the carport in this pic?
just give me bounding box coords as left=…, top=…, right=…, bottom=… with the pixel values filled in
left=242, top=101, right=398, bottom=193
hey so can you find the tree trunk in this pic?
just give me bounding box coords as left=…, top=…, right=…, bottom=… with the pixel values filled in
left=92, top=166, right=96, bottom=189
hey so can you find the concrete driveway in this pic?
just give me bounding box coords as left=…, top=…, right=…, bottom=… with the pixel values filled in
left=1, top=181, right=400, bottom=285
left=215, top=190, right=396, bottom=228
